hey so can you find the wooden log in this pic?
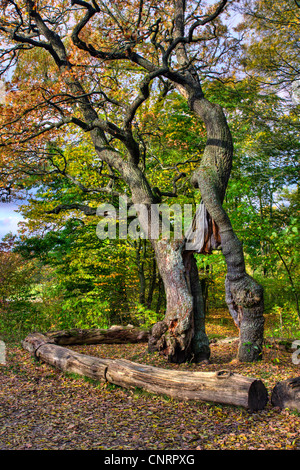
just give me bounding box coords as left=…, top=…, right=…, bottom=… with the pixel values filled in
left=106, top=358, right=268, bottom=411
left=22, top=333, right=110, bottom=382
left=22, top=332, right=268, bottom=410
left=46, top=325, right=150, bottom=346
left=271, top=377, right=300, bottom=412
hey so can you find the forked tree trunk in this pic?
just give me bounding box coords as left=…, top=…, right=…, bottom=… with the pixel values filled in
left=185, top=251, right=211, bottom=362
left=10, top=0, right=264, bottom=367
left=157, top=0, right=265, bottom=362
left=71, top=11, right=263, bottom=363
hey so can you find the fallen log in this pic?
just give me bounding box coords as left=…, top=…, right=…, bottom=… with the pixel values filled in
left=22, top=333, right=110, bottom=382
left=46, top=325, right=150, bottom=346
left=22, top=331, right=268, bottom=411
left=271, top=377, right=300, bottom=412
left=106, top=359, right=268, bottom=411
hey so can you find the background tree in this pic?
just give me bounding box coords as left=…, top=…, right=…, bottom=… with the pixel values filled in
left=0, top=234, right=52, bottom=340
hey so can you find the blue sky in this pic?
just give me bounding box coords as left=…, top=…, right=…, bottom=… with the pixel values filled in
left=0, top=201, right=24, bottom=240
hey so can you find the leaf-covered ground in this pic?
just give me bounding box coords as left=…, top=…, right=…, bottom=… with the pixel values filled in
left=1, top=315, right=300, bottom=451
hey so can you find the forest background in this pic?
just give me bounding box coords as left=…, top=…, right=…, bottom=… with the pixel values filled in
left=0, top=0, right=299, bottom=346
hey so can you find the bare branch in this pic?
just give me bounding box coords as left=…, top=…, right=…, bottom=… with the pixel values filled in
left=63, top=172, right=122, bottom=196
left=46, top=203, right=97, bottom=216
left=26, top=0, right=68, bottom=66
left=124, top=68, right=168, bottom=129
left=187, top=0, right=228, bottom=42
left=0, top=116, right=81, bottom=147
left=71, top=0, right=100, bottom=53
left=162, top=0, right=228, bottom=66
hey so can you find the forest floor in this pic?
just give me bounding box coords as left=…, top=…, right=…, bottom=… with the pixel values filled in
left=1, top=310, right=300, bottom=451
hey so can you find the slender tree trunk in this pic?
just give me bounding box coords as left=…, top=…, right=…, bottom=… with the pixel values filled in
left=200, top=265, right=210, bottom=315
left=155, top=276, right=165, bottom=314
left=47, top=0, right=263, bottom=363
left=135, top=239, right=146, bottom=306
left=184, top=252, right=210, bottom=362
left=22, top=332, right=268, bottom=411
left=146, top=254, right=157, bottom=309
left=150, top=0, right=264, bottom=362
left=77, top=63, right=264, bottom=363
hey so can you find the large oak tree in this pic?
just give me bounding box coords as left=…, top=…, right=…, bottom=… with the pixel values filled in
left=0, top=0, right=265, bottom=362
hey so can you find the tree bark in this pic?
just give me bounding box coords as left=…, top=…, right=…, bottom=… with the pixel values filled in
left=271, top=377, right=300, bottom=412
left=155, top=275, right=165, bottom=314
left=46, top=325, right=150, bottom=346
left=22, top=332, right=268, bottom=411
left=146, top=255, right=157, bottom=309
left=184, top=251, right=211, bottom=363
left=148, top=239, right=210, bottom=363
left=149, top=91, right=265, bottom=362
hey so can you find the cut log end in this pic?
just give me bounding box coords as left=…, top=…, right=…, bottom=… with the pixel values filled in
left=248, top=379, right=269, bottom=412
left=271, top=377, right=300, bottom=412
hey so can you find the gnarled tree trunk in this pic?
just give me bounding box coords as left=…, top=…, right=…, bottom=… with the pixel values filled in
left=0, top=0, right=264, bottom=366
left=148, top=239, right=210, bottom=363
left=189, top=97, right=264, bottom=362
